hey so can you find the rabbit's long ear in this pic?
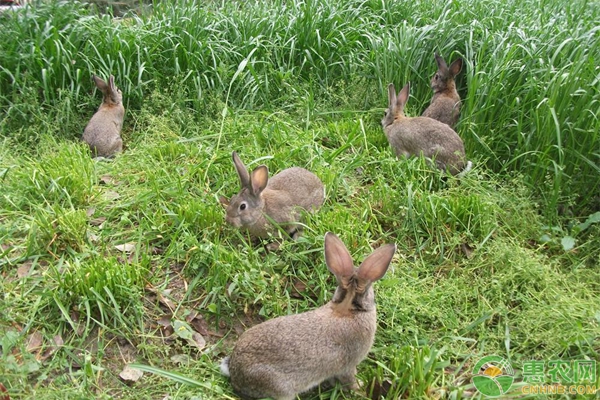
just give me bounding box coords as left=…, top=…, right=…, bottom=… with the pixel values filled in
left=108, top=75, right=120, bottom=103
left=250, top=165, right=269, bottom=196
left=324, top=232, right=355, bottom=287
left=397, top=83, right=410, bottom=110
left=92, top=75, right=108, bottom=92
left=449, top=58, right=463, bottom=77
left=232, top=152, right=250, bottom=189
left=357, top=243, right=395, bottom=283
left=387, top=83, right=397, bottom=109
left=434, top=52, right=448, bottom=72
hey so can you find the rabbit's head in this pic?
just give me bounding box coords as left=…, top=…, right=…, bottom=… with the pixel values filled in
left=93, top=75, right=122, bottom=107
left=381, top=83, right=410, bottom=129
left=430, top=53, right=462, bottom=94
left=325, top=232, right=395, bottom=313
left=225, top=152, right=269, bottom=229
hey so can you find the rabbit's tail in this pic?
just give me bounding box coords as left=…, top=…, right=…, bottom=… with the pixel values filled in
left=220, top=356, right=231, bottom=377
left=457, top=160, right=472, bottom=178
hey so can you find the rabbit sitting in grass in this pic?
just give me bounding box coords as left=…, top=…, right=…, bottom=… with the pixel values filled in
left=220, top=232, right=396, bottom=400
left=82, top=75, right=124, bottom=158
left=382, top=82, right=472, bottom=176
left=221, top=151, right=325, bottom=240
left=422, top=52, right=463, bottom=128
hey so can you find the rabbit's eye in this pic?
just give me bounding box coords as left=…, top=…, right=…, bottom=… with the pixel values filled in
left=434, top=74, right=439, bottom=80
left=239, top=203, right=247, bottom=211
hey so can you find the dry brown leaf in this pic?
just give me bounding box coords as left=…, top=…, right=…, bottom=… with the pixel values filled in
left=114, top=243, right=136, bottom=253
left=86, top=207, right=96, bottom=217
left=17, top=261, right=33, bottom=278
left=145, top=286, right=177, bottom=311
left=103, top=190, right=120, bottom=201
left=39, top=335, right=64, bottom=362
left=89, top=216, right=107, bottom=226
left=70, top=310, right=85, bottom=336
left=290, top=278, right=307, bottom=299
left=26, top=331, right=43, bottom=353
left=157, top=315, right=172, bottom=328
left=170, top=354, right=190, bottom=365
left=99, top=175, right=114, bottom=185
left=0, top=382, right=9, bottom=400
left=119, top=364, right=143, bottom=382
left=460, top=243, right=475, bottom=258
left=187, top=313, right=209, bottom=336
left=190, top=332, right=206, bottom=350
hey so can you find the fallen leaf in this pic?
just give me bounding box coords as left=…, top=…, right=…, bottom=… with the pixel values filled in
left=0, top=382, right=10, bottom=400
left=460, top=243, right=474, bottom=258
left=88, top=233, right=100, bottom=242
left=86, top=207, right=96, bottom=217
left=190, top=332, right=206, bottom=350
left=89, top=217, right=107, bottom=226
left=99, top=175, right=114, bottom=185
left=367, top=378, right=392, bottom=400
left=157, top=315, right=172, bottom=328
left=170, top=354, right=190, bottom=364
left=26, top=331, right=43, bottom=353
left=187, top=313, right=209, bottom=336
left=115, top=243, right=136, bottom=253
left=103, top=190, right=120, bottom=201
left=17, top=261, right=33, bottom=278
left=290, top=278, right=307, bottom=299
left=119, top=364, right=143, bottom=382
left=39, top=335, right=64, bottom=361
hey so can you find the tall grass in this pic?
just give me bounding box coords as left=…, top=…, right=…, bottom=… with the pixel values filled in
left=1, top=0, right=598, bottom=216
left=1, top=1, right=600, bottom=398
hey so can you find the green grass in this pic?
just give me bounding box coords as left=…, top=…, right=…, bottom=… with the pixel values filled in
left=1, top=0, right=599, bottom=399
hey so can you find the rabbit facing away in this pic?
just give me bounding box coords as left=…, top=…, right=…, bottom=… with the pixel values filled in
left=382, top=82, right=471, bottom=176
left=222, top=151, right=325, bottom=240
left=422, top=53, right=463, bottom=128
left=82, top=75, right=124, bottom=158
left=220, top=232, right=396, bottom=400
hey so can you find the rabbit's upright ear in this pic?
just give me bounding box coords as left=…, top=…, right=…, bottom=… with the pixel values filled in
left=449, top=58, right=463, bottom=77
left=434, top=52, right=448, bottom=72
left=387, top=83, right=397, bottom=108
left=357, top=243, right=396, bottom=283
left=232, top=152, right=250, bottom=189
left=250, top=165, right=269, bottom=197
left=397, top=83, right=410, bottom=109
left=218, top=196, right=230, bottom=208
left=92, top=75, right=108, bottom=92
left=324, top=232, right=355, bottom=287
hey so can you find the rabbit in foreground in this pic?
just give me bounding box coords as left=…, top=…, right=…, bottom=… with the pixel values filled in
left=422, top=52, right=463, bottom=128
left=220, top=232, right=396, bottom=400
left=222, top=151, right=325, bottom=240
left=382, top=82, right=471, bottom=176
left=82, top=75, right=124, bottom=158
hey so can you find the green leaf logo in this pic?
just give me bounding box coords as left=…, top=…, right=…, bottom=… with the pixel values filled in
left=472, top=355, right=515, bottom=397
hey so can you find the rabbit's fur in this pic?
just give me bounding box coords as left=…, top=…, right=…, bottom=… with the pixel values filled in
left=82, top=75, right=124, bottom=158
left=221, top=232, right=396, bottom=400
left=223, top=152, right=324, bottom=239
left=422, top=53, right=463, bottom=128
left=382, top=82, right=470, bottom=176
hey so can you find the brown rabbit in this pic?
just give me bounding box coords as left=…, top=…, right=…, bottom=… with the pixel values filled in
left=220, top=232, right=396, bottom=400
left=422, top=52, right=463, bottom=128
left=222, top=151, right=325, bottom=240
left=82, top=75, right=124, bottom=158
left=382, top=82, right=471, bottom=176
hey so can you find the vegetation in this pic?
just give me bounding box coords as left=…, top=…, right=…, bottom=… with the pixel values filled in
left=1, top=0, right=599, bottom=399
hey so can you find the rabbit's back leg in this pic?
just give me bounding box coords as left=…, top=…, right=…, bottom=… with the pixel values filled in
left=334, top=366, right=358, bottom=390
